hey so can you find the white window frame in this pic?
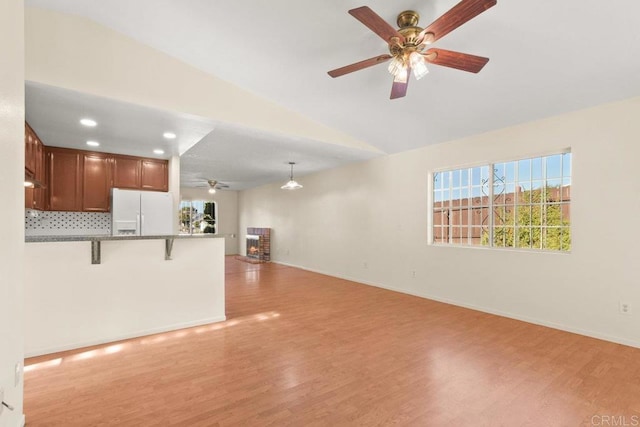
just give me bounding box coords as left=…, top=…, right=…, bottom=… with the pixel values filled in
left=429, top=150, right=571, bottom=252
left=179, top=200, right=218, bottom=235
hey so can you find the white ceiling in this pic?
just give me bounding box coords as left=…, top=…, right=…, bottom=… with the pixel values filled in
left=25, top=82, right=378, bottom=190
left=181, top=125, right=379, bottom=190
left=24, top=0, right=640, bottom=183
left=25, top=81, right=216, bottom=159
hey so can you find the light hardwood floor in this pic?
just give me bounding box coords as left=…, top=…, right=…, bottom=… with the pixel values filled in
left=25, top=257, right=640, bottom=426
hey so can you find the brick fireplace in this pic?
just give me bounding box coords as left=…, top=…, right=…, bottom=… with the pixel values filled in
left=246, top=227, right=271, bottom=262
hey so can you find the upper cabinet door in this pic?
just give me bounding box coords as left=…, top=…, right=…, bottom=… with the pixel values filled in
left=47, top=148, right=82, bottom=212
left=32, top=138, right=46, bottom=210
left=141, top=159, right=168, bottom=192
left=25, top=123, right=46, bottom=210
left=25, top=125, right=35, bottom=209
left=113, top=156, right=142, bottom=189
left=25, top=124, right=36, bottom=175
left=82, top=153, right=112, bottom=212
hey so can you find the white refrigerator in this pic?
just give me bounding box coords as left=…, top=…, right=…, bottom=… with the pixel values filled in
left=111, top=189, right=175, bottom=236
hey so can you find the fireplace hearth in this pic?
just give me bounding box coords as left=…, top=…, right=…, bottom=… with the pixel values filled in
left=245, top=228, right=270, bottom=262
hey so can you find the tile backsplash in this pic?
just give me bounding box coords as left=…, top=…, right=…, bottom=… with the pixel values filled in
left=25, top=210, right=111, bottom=236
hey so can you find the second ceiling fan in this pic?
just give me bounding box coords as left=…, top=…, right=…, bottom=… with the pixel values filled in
left=328, top=0, right=497, bottom=99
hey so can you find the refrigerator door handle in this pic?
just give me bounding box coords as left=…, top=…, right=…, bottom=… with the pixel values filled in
left=137, top=213, right=141, bottom=235
left=140, top=213, right=144, bottom=235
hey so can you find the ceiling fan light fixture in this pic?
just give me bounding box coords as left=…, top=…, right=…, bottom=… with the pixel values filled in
left=281, top=162, right=303, bottom=191
left=393, top=66, right=408, bottom=84
left=409, top=52, right=429, bottom=80
left=207, top=179, right=219, bottom=194
left=328, top=1, right=496, bottom=99
left=387, top=56, right=404, bottom=76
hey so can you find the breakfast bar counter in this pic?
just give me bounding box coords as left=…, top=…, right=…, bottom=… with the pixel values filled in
left=26, top=234, right=223, bottom=264
left=25, top=233, right=223, bottom=242
left=24, top=234, right=226, bottom=357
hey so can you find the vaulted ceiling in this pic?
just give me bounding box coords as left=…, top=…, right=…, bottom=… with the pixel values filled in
left=24, top=0, right=640, bottom=188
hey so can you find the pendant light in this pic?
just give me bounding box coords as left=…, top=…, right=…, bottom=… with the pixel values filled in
left=281, top=162, right=303, bottom=190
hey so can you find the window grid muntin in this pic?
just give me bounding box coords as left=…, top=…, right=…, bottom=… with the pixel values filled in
left=432, top=152, right=571, bottom=252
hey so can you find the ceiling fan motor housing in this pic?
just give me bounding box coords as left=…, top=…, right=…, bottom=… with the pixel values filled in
left=389, top=10, right=427, bottom=59
left=397, top=10, right=420, bottom=28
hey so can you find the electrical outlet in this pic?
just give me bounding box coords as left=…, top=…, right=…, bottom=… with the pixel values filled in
left=363, top=261, right=368, bottom=269
left=411, top=270, right=416, bottom=278
left=619, top=302, right=631, bottom=315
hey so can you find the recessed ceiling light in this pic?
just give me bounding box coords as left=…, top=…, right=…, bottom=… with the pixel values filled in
left=80, top=118, right=97, bottom=127
left=163, top=132, right=176, bottom=139
left=86, top=141, right=100, bottom=147
left=153, top=149, right=165, bottom=155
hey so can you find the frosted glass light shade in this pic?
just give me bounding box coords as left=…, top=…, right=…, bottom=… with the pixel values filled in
left=281, top=180, right=303, bottom=190
left=393, top=67, right=408, bottom=83
left=409, top=52, right=429, bottom=80
left=387, top=57, right=404, bottom=76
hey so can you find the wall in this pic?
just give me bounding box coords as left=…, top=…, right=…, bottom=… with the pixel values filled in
left=24, top=238, right=225, bottom=357
left=180, top=188, right=239, bottom=255
left=169, top=156, right=181, bottom=234
left=0, top=0, right=25, bottom=425
left=239, top=97, right=640, bottom=348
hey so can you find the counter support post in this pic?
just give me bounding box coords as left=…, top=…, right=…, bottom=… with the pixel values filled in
left=91, top=241, right=101, bottom=265
left=165, top=238, right=174, bottom=260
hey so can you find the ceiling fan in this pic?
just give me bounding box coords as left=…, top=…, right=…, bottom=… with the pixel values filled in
left=192, top=179, right=230, bottom=194
left=328, top=0, right=497, bottom=99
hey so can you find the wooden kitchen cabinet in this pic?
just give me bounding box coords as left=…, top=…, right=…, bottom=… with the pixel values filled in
left=46, top=147, right=82, bottom=211
left=141, top=159, right=169, bottom=191
left=112, top=155, right=142, bottom=189
left=114, top=155, right=168, bottom=192
left=25, top=123, right=37, bottom=175
left=25, top=183, right=35, bottom=209
left=29, top=127, right=169, bottom=211
left=47, top=152, right=168, bottom=211
left=32, top=138, right=46, bottom=210
left=25, top=123, right=46, bottom=210
left=82, top=152, right=112, bottom=212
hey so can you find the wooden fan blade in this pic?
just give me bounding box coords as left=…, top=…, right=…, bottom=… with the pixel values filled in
left=425, top=48, right=489, bottom=73
left=390, top=66, right=410, bottom=99
left=328, top=54, right=392, bottom=78
left=420, top=0, right=496, bottom=43
left=349, top=6, right=405, bottom=44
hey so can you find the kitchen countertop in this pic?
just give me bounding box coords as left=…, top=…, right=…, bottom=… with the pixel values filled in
left=26, top=234, right=224, bottom=243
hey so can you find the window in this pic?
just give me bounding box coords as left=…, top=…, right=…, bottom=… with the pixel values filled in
left=432, top=152, right=571, bottom=251
left=179, top=200, right=217, bottom=235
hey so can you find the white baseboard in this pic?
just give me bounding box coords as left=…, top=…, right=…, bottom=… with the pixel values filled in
left=25, top=316, right=227, bottom=358
left=274, top=261, right=640, bottom=350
